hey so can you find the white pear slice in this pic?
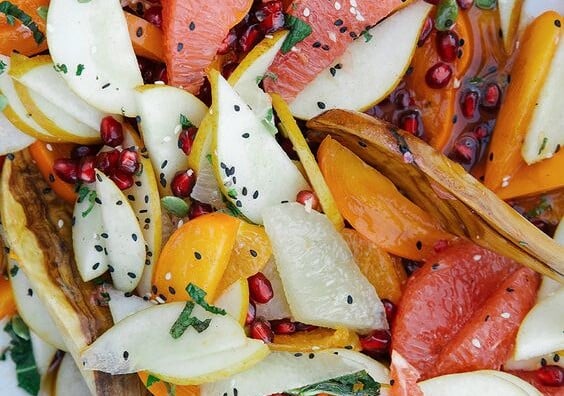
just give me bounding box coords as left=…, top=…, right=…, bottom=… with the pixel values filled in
left=0, top=112, right=35, bottom=156
left=30, top=331, right=58, bottom=377
left=135, top=84, right=208, bottom=196
left=263, top=203, right=387, bottom=333
left=498, top=0, right=523, bottom=53
left=513, top=287, right=564, bottom=361
left=418, top=371, right=529, bottom=396
left=95, top=170, right=146, bottom=292
left=518, top=0, right=564, bottom=35
left=255, top=257, right=292, bottom=321
left=8, top=258, right=67, bottom=351
left=214, top=278, right=249, bottom=326
left=46, top=0, right=143, bottom=116
left=505, top=352, right=564, bottom=371
left=486, top=371, right=542, bottom=396
left=521, top=35, right=564, bottom=164
left=72, top=186, right=109, bottom=282
left=107, top=287, right=152, bottom=323
left=80, top=302, right=270, bottom=384
left=9, top=54, right=112, bottom=131
left=211, top=72, right=309, bottom=224
left=0, top=318, right=36, bottom=396
left=201, top=349, right=390, bottom=396
left=55, top=354, right=90, bottom=396
left=290, top=0, right=433, bottom=120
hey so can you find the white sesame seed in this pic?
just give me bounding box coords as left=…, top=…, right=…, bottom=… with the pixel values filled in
left=174, top=124, right=182, bottom=135
left=350, top=0, right=357, bottom=7
left=334, top=1, right=341, bottom=10
left=291, top=46, right=299, bottom=52
left=265, top=34, right=273, bottom=39
left=155, top=296, right=165, bottom=304
left=164, top=272, right=172, bottom=281
left=154, top=80, right=165, bottom=85
left=328, top=32, right=337, bottom=42
left=162, top=136, right=171, bottom=143
left=350, top=6, right=356, bottom=14
left=471, top=338, right=481, bottom=348
left=46, top=144, right=53, bottom=152
left=303, top=7, right=310, bottom=17
left=453, top=78, right=461, bottom=88
left=501, top=180, right=510, bottom=188
left=187, top=169, right=194, bottom=176
left=57, top=219, right=64, bottom=229
left=312, top=346, right=320, bottom=351
left=473, top=254, right=482, bottom=261
left=355, top=13, right=365, bottom=22
left=304, top=197, right=313, bottom=213
left=501, top=312, right=511, bottom=319
left=177, top=219, right=184, bottom=229
left=502, top=175, right=511, bottom=183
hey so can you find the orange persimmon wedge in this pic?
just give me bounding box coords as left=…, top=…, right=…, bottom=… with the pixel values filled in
left=0, top=276, right=17, bottom=320
left=318, top=136, right=453, bottom=260
left=125, top=12, right=165, bottom=62
left=0, top=0, right=48, bottom=57
left=484, top=11, right=563, bottom=191
left=271, top=327, right=360, bottom=353
left=138, top=372, right=199, bottom=396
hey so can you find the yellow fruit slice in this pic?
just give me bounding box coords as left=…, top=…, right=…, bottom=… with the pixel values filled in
left=271, top=327, right=360, bottom=353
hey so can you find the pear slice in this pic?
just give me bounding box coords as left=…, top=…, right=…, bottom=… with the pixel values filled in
left=290, top=0, right=433, bottom=120
left=255, top=257, right=292, bottom=321
left=201, top=349, right=390, bottom=396
left=46, top=0, right=143, bottom=116
left=498, top=0, right=523, bottom=53
left=518, top=0, right=564, bottom=35
left=505, top=353, right=564, bottom=371
left=263, top=203, right=387, bottom=333
left=214, top=278, right=249, bottom=326
left=210, top=71, right=309, bottom=224
left=107, top=287, right=152, bottom=324
left=30, top=331, right=58, bottom=377
left=95, top=170, right=146, bottom=292
left=55, top=354, right=90, bottom=396
left=418, top=371, right=530, bottom=396
left=0, top=112, right=35, bottom=156
left=80, top=302, right=270, bottom=384
left=486, top=371, right=542, bottom=396
left=135, top=85, right=208, bottom=196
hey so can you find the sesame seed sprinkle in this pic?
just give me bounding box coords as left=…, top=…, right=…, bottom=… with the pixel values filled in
left=471, top=338, right=481, bottom=348
left=500, top=312, right=510, bottom=319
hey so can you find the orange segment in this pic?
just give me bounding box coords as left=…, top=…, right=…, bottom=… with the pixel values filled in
left=271, top=327, right=360, bottom=353
left=138, top=372, right=199, bottom=396
left=0, top=276, right=17, bottom=320
left=484, top=12, right=563, bottom=191
left=0, top=0, right=48, bottom=57
left=125, top=12, right=165, bottom=62
left=28, top=141, right=77, bottom=204
left=341, top=229, right=406, bottom=304
left=317, top=137, right=453, bottom=260
left=152, top=213, right=240, bottom=302
left=217, top=222, right=272, bottom=294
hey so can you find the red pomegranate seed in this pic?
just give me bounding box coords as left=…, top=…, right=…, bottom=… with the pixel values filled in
left=171, top=169, right=196, bottom=198
left=144, top=6, right=162, bottom=28
left=248, top=272, right=274, bottom=304
left=239, top=24, right=263, bottom=53
left=71, top=145, right=98, bottom=160
left=110, top=169, right=134, bottom=190
left=451, top=134, right=478, bottom=165
left=294, top=322, right=318, bottom=332
left=250, top=318, right=274, bottom=343
left=188, top=201, right=213, bottom=219
left=218, top=30, right=238, bottom=55
left=481, top=83, right=501, bottom=109
left=246, top=300, right=256, bottom=326
left=178, top=126, right=198, bottom=156
left=536, top=365, right=564, bottom=386
left=53, top=158, right=79, bottom=184
left=418, top=17, right=434, bottom=46
left=118, top=149, right=139, bottom=174
left=473, top=124, right=489, bottom=139
left=461, top=90, right=479, bottom=118
left=296, top=190, right=320, bottom=211
left=100, top=116, right=124, bottom=147
left=258, top=9, right=284, bottom=34
left=425, top=62, right=453, bottom=89
left=381, top=299, right=396, bottom=324
left=436, top=31, right=459, bottom=63
left=457, top=0, right=474, bottom=9
left=400, top=112, right=420, bottom=135
left=360, top=329, right=391, bottom=356
left=78, top=156, right=96, bottom=183
left=95, top=149, right=120, bottom=174
left=271, top=319, right=296, bottom=335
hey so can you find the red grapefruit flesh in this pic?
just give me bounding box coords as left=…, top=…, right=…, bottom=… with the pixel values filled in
left=506, top=370, right=564, bottom=396
left=263, top=0, right=405, bottom=101
left=390, top=350, right=423, bottom=396
left=162, top=0, right=253, bottom=93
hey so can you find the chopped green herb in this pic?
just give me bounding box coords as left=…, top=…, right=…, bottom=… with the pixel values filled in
left=0, top=59, right=7, bottom=75
left=0, top=93, right=8, bottom=112
left=0, top=1, right=45, bottom=44
left=205, top=153, right=212, bottom=164
left=538, top=137, right=548, bottom=155
left=179, top=114, right=193, bottom=129
left=79, top=189, right=98, bottom=218
left=361, top=29, right=373, bottom=43
left=468, top=76, right=484, bottom=85
left=525, top=196, right=551, bottom=219
left=186, top=283, right=226, bottom=315
left=77, top=185, right=90, bottom=203
left=262, top=107, right=277, bottom=135
left=476, top=0, right=496, bottom=10
left=169, top=301, right=211, bottom=339
left=77, top=0, right=92, bottom=3
left=161, top=196, right=190, bottom=218
left=223, top=199, right=243, bottom=218
left=256, top=75, right=264, bottom=84
left=285, top=370, right=381, bottom=396
left=36, top=5, right=47, bottom=20
left=9, top=264, right=19, bottom=277
left=164, top=382, right=176, bottom=396
left=281, top=15, right=312, bottom=54
left=75, top=64, right=85, bottom=76
left=227, top=188, right=238, bottom=199
left=11, top=316, right=29, bottom=341
left=435, top=0, right=459, bottom=31
left=146, top=374, right=160, bottom=387
left=53, top=63, right=68, bottom=74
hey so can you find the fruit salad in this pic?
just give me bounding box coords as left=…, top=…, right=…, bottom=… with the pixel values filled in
left=0, top=0, right=563, bottom=395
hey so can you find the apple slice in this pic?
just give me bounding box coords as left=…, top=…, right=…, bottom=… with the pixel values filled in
left=54, top=354, right=90, bottom=396
left=263, top=203, right=387, bottom=333
left=255, top=257, right=292, bottom=321
left=418, top=371, right=530, bottom=396
left=498, top=0, right=524, bottom=53
left=107, top=287, right=152, bottom=324
left=46, top=0, right=143, bottom=116
left=80, top=302, right=270, bottom=384
left=213, top=278, right=249, bottom=326
left=95, top=170, right=146, bottom=292
left=201, top=349, right=390, bottom=396
left=0, top=112, right=35, bottom=156
left=134, top=85, right=208, bottom=196
left=289, top=0, right=433, bottom=120
left=30, top=331, right=58, bottom=377
left=7, top=258, right=67, bottom=351
left=210, top=71, right=309, bottom=224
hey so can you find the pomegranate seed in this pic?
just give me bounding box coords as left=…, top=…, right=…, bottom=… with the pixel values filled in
left=399, top=111, right=420, bottom=135
left=536, top=365, right=564, bottom=386
left=53, top=158, right=79, bottom=184
left=197, top=78, right=212, bottom=107
left=381, top=299, right=396, bottom=324
left=425, top=62, right=453, bottom=89
left=271, top=319, right=296, bottom=335
left=481, top=83, right=501, bottom=109
left=457, top=0, right=474, bottom=9
left=436, top=31, right=459, bottom=63
left=294, top=322, right=318, bottom=332
left=218, top=30, right=238, bottom=55
left=239, top=24, right=263, bottom=53
left=418, top=17, right=433, bottom=46
left=95, top=149, right=120, bottom=174
left=258, top=9, right=284, bottom=33
left=248, top=272, right=274, bottom=304
left=246, top=301, right=256, bottom=326
left=250, top=318, right=274, bottom=343
left=71, top=145, right=98, bottom=160
left=100, top=116, right=124, bottom=147
left=393, top=89, right=412, bottom=109
left=78, top=156, right=96, bottom=183
left=110, top=169, right=134, bottom=190
left=360, top=329, right=391, bottom=356
left=451, top=134, right=479, bottom=165
left=178, top=127, right=198, bottom=156
left=144, top=6, right=162, bottom=28
left=296, top=190, right=320, bottom=211
left=221, top=61, right=239, bottom=79
left=171, top=169, right=196, bottom=198
left=118, top=149, right=139, bottom=174
left=473, top=124, right=489, bottom=139
left=188, top=201, right=213, bottom=219
left=461, top=90, right=479, bottom=118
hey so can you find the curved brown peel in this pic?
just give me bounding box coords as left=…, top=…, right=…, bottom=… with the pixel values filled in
left=307, top=110, right=564, bottom=283
left=0, top=151, right=150, bottom=396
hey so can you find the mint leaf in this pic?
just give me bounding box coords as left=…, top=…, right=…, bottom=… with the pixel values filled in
left=227, top=188, right=238, bottom=199
left=186, top=283, right=226, bottom=315
left=0, top=1, right=45, bottom=44
left=53, top=63, right=68, bottom=74
left=36, top=5, right=47, bottom=20
left=179, top=114, right=193, bottom=129
left=169, top=301, right=212, bottom=339
left=476, top=0, right=496, bottom=10
left=435, top=0, right=459, bottom=31
left=0, top=59, right=7, bottom=75
left=285, top=370, right=381, bottom=396
left=81, top=190, right=97, bottom=218
left=146, top=374, right=160, bottom=387
left=281, top=15, right=312, bottom=54
left=75, top=64, right=85, bottom=76
left=161, top=196, right=189, bottom=217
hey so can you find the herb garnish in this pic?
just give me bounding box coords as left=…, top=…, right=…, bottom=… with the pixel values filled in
left=160, top=196, right=189, bottom=217
left=476, top=0, right=497, bottom=10
left=0, top=1, right=45, bottom=44
left=0, top=59, right=6, bottom=75
left=286, top=371, right=381, bottom=396
left=53, top=63, right=68, bottom=74
left=281, top=15, right=312, bottom=54
left=538, top=137, right=548, bottom=155
left=186, top=283, right=226, bottom=315
left=77, top=185, right=98, bottom=218
left=435, top=0, right=459, bottom=31
left=227, top=188, right=238, bottom=199
left=361, top=29, right=373, bottom=43
left=75, top=64, right=85, bottom=76
left=36, top=5, right=47, bottom=21
left=525, top=196, right=551, bottom=219
left=146, top=374, right=160, bottom=387
left=179, top=114, right=193, bottom=129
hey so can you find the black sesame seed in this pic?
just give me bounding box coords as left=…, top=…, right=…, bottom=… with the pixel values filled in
left=177, top=42, right=184, bottom=52
left=123, top=351, right=129, bottom=360
left=95, top=197, right=102, bottom=205
left=358, top=140, right=367, bottom=148
left=48, top=173, right=55, bottom=183
left=94, top=245, right=103, bottom=252
left=234, top=105, right=240, bottom=112
left=194, top=251, right=202, bottom=260
left=317, top=101, right=326, bottom=109
left=236, top=200, right=242, bottom=207
left=101, top=233, right=108, bottom=239
left=506, top=287, right=514, bottom=292
left=242, top=133, right=250, bottom=138
left=541, top=357, right=547, bottom=366
left=344, top=345, right=353, bottom=350
left=92, top=262, right=100, bottom=270
left=189, top=21, right=196, bottom=31
left=128, top=194, right=135, bottom=201
left=250, top=249, right=258, bottom=257
left=312, top=41, right=321, bottom=48
left=159, top=294, right=167, bottom=301
left=116, top=200, right=123, bottom=205
left=252, top=190, right=259, bottom=199
left=484, top=315, right=490, bottom=322
left=136, top=27, right=143, bottom=37
left=144, top=195, right=149, bottom=203
left=334, top=19, right=343, bottom=26
left=101, top=83, right=111, bottom=89
left=27, top=288, right=33, bottom=297
left=145, top=259, right=151, bottom=266
left=339, top=26, right=347, bottom=33
left=390, top=379, right=396, bottom=386
left=145, top=218, right=150, bottom=224
left=432, top=263, right=440, bottom=270
left=346, top=295, right=353, bottom=304
left=6, top=153, right=15, bottom=161
left=108, top=265, right=114, bottom=273
left=416, top=241, right=423, bottom=250
left=321, top=44, right=330, bottom=51
left=233, top=389, right=238, bottom=396
left=554, top=354, right=560, bottom=362
left=161, top=160, right=168, bottom=169
left=242, top=187, right=248, bottom=196
left=132, top=233, right=138, bottom=241
left=330, top=67, right=336, bottom=77
left=42, top=187, right=52, bottom=194
left=308, top=353, right=315, bottom=359
left=555, top=19, right=561, bottom=28
left=294, top=352, right=302, bottom=357
left=127, top=272, right=137, bottom=279
left=168, top=286, right=176, bottom=295
left=124, top=292, right=133, bottom=297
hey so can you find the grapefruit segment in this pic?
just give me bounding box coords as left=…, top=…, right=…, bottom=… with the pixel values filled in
left=264, top=0, right=405, bottom=101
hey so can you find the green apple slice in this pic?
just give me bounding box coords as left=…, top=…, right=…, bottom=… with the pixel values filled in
left=201, top=349, right=389, bottom=396
left=55, top=354, right=90, bottom=396
left=262, top=203, right=387, bottom=333
left=213, top=278, right=249, bottom=326
left=80, top=302, right=270, bottom=384
left=0, top=112, right=35, bottom=156
left=498, top=0, right=523, bottom=53
left=418, top=371, right=530, bottom=396
left=290, top=0, right=433, bottom=120
left=135, top=84, right=208, bottom=196
left=211, top=71, right=309, bottom=224
left=255, top=257, right=292, bottom=321
left=7, top=258, right=67, bottom=351
left=46, top=0, right=143, bottom=116
left=95, top=170, right=146, bottom=292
